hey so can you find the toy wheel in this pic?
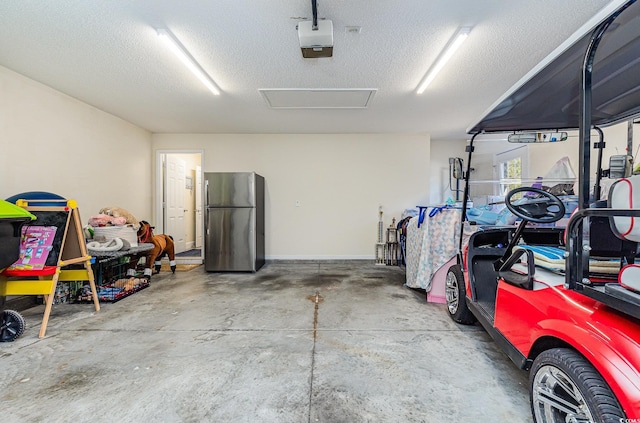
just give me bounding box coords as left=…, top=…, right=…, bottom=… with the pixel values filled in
left=530, top=348, right=624, bottom=423
left=0, top=310, right=26, bottom=342
left=445, top=264, right=476, bottom=325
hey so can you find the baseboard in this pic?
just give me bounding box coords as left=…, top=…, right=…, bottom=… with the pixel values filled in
left=174, top=254, right=377, bottom=265
left=267, top=259, right=377, bottom=265
left=266, top=255, right=374, bottom=260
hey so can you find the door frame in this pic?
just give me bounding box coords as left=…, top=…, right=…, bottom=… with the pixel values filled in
left=195, top=165, right=203, bottom=249
left=154, top=149, right=205, bottom=259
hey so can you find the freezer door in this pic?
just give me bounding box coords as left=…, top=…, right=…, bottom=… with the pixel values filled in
left=205, top=172, right=256, bottom=208
left=205, top=207, right=256, bottom=271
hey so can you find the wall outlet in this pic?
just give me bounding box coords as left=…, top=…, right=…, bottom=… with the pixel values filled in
left=295, top=200, right=301, bottom=207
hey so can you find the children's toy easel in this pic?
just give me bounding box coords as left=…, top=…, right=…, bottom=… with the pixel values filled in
left=0, top=199, right=100, bottom=338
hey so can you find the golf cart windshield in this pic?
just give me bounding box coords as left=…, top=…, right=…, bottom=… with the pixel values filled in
left=461, top=134, right=580, bottom=228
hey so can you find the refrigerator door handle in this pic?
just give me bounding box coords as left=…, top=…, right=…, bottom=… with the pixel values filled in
left=205, top=179, right=209, bottom=207
left=205, top=207, right=209, bottom=235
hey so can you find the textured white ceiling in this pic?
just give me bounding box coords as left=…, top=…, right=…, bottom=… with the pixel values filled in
left=0, top=0, right=614, bottom=140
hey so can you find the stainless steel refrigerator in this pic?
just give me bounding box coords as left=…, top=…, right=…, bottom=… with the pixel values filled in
left=204, top=172, right=265, bottom=272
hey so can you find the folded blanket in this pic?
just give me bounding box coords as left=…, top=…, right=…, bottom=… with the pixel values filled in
left=514, top=245, right=620, bottom=274
left=97, top=287, right=123, bottom=296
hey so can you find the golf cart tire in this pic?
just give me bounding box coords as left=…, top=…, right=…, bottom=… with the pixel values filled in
left=445, top=264, right=477, bottom=325
left=530, top=348, right=624, bottom=423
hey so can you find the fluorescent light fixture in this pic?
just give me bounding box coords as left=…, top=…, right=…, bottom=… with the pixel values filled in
left=416, top=26, right=472, bottom=94
left=157, top=28, right=220, bottom=95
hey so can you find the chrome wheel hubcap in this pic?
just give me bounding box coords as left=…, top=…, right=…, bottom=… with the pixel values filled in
left=445, top=272, right=459, bottom=315
left=532, top=365, right=594, bottom=423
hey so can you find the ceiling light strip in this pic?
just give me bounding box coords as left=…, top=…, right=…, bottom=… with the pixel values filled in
left=157, top=28, right=220, bottom=96
left=416, top=26, right=472, bottom=94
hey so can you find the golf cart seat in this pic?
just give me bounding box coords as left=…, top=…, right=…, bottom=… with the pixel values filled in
left=589, top=200, right=638, bottom=263
left=605, top=175, right=640, bottom=297
left=609, top=175, right=640, bottom=243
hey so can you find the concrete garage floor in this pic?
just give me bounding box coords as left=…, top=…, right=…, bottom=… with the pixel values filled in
left=0, top=262, right=532, bottom=423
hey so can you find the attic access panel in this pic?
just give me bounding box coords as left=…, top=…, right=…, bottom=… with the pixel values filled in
left=259, top=89, right=377, bottom=109
left=468, top=0, right=640, bottom=134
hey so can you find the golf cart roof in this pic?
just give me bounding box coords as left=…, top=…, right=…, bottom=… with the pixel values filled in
left=468, top=0, right=640, bottom=134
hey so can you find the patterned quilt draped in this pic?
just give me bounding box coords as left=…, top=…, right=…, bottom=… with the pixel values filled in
left=405, top=208, right=475, bottom=290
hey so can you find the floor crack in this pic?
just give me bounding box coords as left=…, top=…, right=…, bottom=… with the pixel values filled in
left=308, top=290, right=322, bottom=423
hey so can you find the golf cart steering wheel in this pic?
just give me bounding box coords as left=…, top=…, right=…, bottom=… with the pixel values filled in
left=505, top=187, right=565, bottom=224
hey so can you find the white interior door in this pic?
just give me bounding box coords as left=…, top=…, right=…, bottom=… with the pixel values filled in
left=166, top=155, right=187, bottom=253
left=195, top=165, right=203, bottom=249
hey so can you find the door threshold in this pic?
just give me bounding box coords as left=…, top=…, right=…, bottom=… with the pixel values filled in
left=176, top=257, right=203, bottom=265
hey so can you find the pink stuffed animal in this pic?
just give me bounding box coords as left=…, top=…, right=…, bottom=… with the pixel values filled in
left=99, top=207, right=139, bottom=229
left=88, top=214, right=127, bottom=227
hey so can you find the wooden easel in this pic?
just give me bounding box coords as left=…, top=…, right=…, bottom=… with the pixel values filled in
left=0, top=199, right=100, bottom=338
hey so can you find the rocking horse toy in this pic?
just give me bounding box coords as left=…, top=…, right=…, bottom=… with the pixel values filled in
left=131, top=221, right=176, bottom=277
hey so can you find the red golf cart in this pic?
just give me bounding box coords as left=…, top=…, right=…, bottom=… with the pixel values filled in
left=445, top=1, right=640, bottom=422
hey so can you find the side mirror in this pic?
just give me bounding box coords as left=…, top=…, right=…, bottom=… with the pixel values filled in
left=508, top=132, right=568, bottom=143
left=449, top=157, right=464, bottom=179
left=609, top=155, right=633, bottom=178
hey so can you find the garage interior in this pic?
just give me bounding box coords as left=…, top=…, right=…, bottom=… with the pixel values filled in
left=0, top=1, right=637, bottom=422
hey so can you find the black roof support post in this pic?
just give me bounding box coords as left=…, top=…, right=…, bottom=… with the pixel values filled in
left=572, top=1, right=633, bottom=289
left=458, top=133, right=479, bottom=262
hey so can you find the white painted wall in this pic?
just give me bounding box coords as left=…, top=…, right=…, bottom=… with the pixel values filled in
left=152, top=134, right=430, bottom=259
left=0, top=66, right=152, bottom=223
left=429, top=139, right=467, bottom=205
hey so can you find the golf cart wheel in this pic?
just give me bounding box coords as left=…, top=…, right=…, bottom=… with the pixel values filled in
left=0, top=309, right=26, bottom=342
left=445, top=264, right=476, bottom=325
left=530, top=348, right=624, bottom=423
